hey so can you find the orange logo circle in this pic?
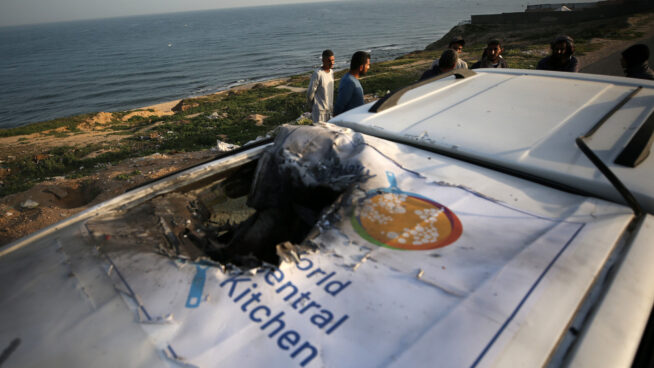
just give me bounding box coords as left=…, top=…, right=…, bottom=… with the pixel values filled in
left=352, top=173, right=462, bottom=250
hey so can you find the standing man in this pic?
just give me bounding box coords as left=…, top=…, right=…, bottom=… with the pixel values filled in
left=471, top=40, right=508, bottom=69
left=334, top=51, right=370, bottom=116
left=621, top=44, right=654, bottom=80
left=307, top=49, right=335, bottom=123
left=432, top=36, right=468, bottom=70
left=420, top=49, right=458, bottom=81
left=536, top=35, right=579, bottom=72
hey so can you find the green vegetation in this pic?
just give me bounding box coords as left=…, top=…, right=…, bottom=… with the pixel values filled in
left=0, top=143, right=138, bottom=195
left=361, top=69, right=424, bottom=98
left=287, top=74, right=312, bottom=88
left=115, top=170, right=141, bottom=181
left=0, top=114, right=94, bottom=138
left=47, top=130, right=72, bottom=138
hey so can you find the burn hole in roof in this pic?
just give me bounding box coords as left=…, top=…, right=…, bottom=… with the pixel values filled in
left=86, top=125, right=368, bottom=268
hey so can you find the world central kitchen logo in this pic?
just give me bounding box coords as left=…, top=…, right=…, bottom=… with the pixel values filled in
left=352, top=172, right=462, bottom=250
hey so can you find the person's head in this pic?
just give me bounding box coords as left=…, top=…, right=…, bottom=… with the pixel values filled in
left=438, top=49, right=458, bottom=72
left=350, top=51, right=371, bottom=77
left=621, top=44, right=650, bottom=68
left=551, top=35, right=575, bottom=61
left=485, top=39, right=503, bottom=63
left=321, top=49, right=335, bottom=70
left=449, top=36, right=465, bottom=54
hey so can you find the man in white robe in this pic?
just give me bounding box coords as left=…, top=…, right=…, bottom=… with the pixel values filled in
left=307, top=49, right=335, bottom=123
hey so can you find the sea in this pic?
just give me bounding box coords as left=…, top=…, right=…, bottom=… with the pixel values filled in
left=0, top=0, right=584, bottom=129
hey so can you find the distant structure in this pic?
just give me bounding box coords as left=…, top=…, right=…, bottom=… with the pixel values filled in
left=525, top=2, right=601, bottom=12
left=471, top=0, right=653, bottom=25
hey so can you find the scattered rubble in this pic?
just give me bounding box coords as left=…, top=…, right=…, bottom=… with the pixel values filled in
left=247, top=114, right=267, bottom=126
left=208, top=112, right=229, bottom=120
left=83, top=125, right=370, bottom=269
left=213, top=140, right=239, bottom=152
left=20, top=199, right=39, bottom=209
left=44, top=187, right=68, bottom=199
left=171, top=99, right=199, bottom=112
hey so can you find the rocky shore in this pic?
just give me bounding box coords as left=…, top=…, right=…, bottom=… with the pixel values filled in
left=1, top=10, right=653, bottom=245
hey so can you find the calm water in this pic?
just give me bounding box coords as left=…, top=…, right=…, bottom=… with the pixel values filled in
left=0, top=0, right=576, bottom=128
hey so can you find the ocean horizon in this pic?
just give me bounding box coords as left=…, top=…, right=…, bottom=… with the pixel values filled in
left=0, top=0, right=587, bottom=129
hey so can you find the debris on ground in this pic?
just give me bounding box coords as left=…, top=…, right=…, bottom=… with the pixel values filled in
left=82, top=125, right=370, bottom=269
left=20, top=199, right=39, bottom=209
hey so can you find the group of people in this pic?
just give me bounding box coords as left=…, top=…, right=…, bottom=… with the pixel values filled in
left=306, top=49, right=370, bottom=124
left=420, top=34, right=653, bottom=81
left=420, top=35, right=578, bottom=80
left=306, top=36, right=653, bottom=124
left=418, top=36, right=509, bottom=80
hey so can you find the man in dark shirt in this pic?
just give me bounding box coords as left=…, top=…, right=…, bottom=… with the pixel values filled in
left=419, top=49, right=458, bottom=81
left=431, top=36, right=468, bottom=70
left=621, top=44, right=654, bottom=80
left=537, top=35, right=579, bottom=72
left=334, top=51, right=370, bottom=115
left=471, top=39, right=508, bottom=69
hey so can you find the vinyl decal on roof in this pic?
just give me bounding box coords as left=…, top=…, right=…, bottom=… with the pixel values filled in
left=84, top=126, right=591, bottom=367
left=352, top=171, right=462, bottom=250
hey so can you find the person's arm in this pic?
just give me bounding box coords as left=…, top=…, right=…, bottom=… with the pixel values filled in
left=419, top=68, right=435, bottom=81
left=306, top=70, right=319, bottom=105
left=568, top=57, right=580, bottom=72
left=334, top=76, right=353, bottom=116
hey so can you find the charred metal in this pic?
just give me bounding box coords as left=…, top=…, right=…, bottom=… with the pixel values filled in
left=87, top=125, right=369, bottom=268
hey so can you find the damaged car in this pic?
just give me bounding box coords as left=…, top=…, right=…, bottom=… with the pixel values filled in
left=1, top=68, right=654, bottom=367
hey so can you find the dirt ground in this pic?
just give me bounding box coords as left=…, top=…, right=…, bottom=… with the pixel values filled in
left=0, top=149, right=216, bottom=245
left=578, top=14, right=654, bottom=71
left=1, top=23, right=654, bottom=246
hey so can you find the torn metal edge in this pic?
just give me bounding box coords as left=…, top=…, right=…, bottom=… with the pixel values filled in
left=163, top=345, right=200, bottom=368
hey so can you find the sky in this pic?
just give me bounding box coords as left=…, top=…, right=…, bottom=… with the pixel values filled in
left=0, top=0, right=344, bottom=27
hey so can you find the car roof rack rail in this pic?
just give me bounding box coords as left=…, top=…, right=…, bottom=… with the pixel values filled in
left=614, top=104, right=654, bottom=168
left=369, top=69, right=476, bottom=113
left=576, top=86, right=644, bottom=217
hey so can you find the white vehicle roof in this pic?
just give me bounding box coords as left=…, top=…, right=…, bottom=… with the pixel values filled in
left=331, top=69, right=654, bottom=213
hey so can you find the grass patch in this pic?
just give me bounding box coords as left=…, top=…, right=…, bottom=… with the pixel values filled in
left=361, top=70, right=424, bottom=98
left=146, top=89, right=307, bottom=149
left=109, top=130, right=136, bottom=136
left=46, top=130, right=72, bottom=138
left=0, top=114, right=93, bottom=138
left=0, top=143, right=147, bottom=197
left=287, top=73, right=312, bottom=88
left=115, top=170, right=141, bottom=181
